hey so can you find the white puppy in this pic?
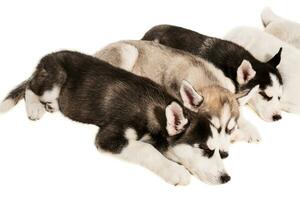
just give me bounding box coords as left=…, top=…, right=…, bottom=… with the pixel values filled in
left=262, top=7, right=300, bottom=49
left=225, top=26, right=300, bottom=114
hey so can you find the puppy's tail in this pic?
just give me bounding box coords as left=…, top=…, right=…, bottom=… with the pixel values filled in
left=0, top=81, right=27, bottom=113
left=261, top=7, right=282, bottom=27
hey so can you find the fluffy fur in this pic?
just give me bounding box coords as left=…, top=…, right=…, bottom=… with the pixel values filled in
left=142, top=25, right=283, bottom=122
left=262, top=7, right=300, bottom=49
left=95, top=40, right=260, bottom=143
left=225, top=26, right=300, bottom=114
left=0, top=50, right=233, bottom=185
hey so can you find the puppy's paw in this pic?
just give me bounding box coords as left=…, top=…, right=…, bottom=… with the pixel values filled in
left=246, top=131, right=262, bottom=143
left=160, top=163, right=191, bottom=186
left=26, top=101, right=45, bottom=121
left=231, top=129, right=261, bottom=144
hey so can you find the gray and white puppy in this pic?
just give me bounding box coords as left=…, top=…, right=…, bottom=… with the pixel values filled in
left=0, top=50, right=238, bottom=185
left=95, top=40, right=259, bottom=145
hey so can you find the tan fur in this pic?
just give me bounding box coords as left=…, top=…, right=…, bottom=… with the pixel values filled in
left=95, top=40, right=238, bottom=119
left=200, top=86, right=239, bottom=120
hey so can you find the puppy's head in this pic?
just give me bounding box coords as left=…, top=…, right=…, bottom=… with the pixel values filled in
left=30, top=64, right=66, bottom=96
left=165, top=81, right=257, bottom=184
left=236, top=48, right=283, bottom=122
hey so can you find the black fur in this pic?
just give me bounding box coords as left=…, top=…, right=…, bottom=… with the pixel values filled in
left=8, top=50, right=214, bottom=155
left=142, top=25, right=283, bottom=91
left=4, top=81, right=27, bottom=104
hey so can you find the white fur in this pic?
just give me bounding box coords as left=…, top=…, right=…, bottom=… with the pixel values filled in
left=231, top=115, right=261, bottom=143
left=227, top=118, right=236, bottom=130
left=117, top=140, right=190, bottom=185
left=220, top=104, right=231, bottom=129
left=166, top=143, right=228, bottom=185
left=40, top=86, right=61, bottom=113
left=119, top=44, right=139, bottom=71
left=237, top=85, right=259, bottom=106
left=25, top=89, right=45, bottom=120
left=0, top=99, right=15, bottom=113
left=125, top=128, right=138, bottom=140
left=164, top=113, right=232, bottom=185
left=209, top=123, right=230, bottom=153
left=210, top=116, right=220, bottom=130
left=40, top=86, right=60, bottom=102
left=225, top=27, right=299, bottom=115
left=262, top=8, right=300, bottom=49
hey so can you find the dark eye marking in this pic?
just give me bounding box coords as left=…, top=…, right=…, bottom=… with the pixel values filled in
left=259, top=91, right=273, bottom=101
left=209, top=121, right=221, bottom=133
left=278, top=96, right=281, bottom=100
left=225, top=125, right=236, bottom=135
left=199, top=144, right=215, bottom=158
left=219, top=150, right=229, bottom=159
left=224, top=119, right=236, bottom=135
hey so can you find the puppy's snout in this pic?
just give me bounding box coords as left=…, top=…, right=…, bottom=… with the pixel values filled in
left=272, top=114, right=282, bottom=121
left=220, top=174, right=231, bottom=184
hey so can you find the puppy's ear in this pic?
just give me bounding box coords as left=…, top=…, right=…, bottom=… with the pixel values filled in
left=165, top=102, right=189, bottom=136
left=180, top=80, right=204, bottom=112
left=267, top=47, right=282, bottom=68
left=237, top=60, right=256, bottom=85
left=236, top=85, right=259, bottom=105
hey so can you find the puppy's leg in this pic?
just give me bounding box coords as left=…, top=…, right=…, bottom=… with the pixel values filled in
left=25, top=89, right=45, bottom=121
left=231, top=115, right=261, bottom=143
left=95, top=127, right=190, bottom=186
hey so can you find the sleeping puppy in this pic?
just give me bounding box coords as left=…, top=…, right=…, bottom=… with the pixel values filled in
left=225, top=27, right=300, bottom=115
left=0, top=50, right=246, bottom=185
left=95, top=40, right=259, bottom=143
left=262, top=7, right=300, bottom=49
left=142, top=25, right=283, bottom=122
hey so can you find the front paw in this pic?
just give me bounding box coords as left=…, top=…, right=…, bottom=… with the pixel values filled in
left=26, top=101, right=46, bottom=121
left=159, top=163, right=191, bottom=186
left=231, top=129, right=261, bottom=144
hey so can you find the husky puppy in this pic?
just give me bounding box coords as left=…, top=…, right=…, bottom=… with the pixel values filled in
left=95, top=40, right=259, bottom=143
left=0, top=50, right=251, bottom=185
left=262, top=7, right=300, bottom=49
left=142, top=25, right=283, bottom=122
left=225, top=26, right=300, bottom=114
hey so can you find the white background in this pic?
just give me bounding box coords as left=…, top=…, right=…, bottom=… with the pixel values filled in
left=0, top=0, right=299, bottom=199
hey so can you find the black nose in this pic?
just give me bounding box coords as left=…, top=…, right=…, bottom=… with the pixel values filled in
left=220, top=174, right=231, bottom=184
left=272, top=114, right=282, bottom=121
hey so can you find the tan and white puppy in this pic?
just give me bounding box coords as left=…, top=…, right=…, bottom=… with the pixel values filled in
left=95, top=40, right=259, bottom=144
left=262, top=7, right=300, bottom=49
left=225, top=27, right=300, bottom=115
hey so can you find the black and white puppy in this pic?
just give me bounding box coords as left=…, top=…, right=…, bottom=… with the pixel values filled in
left=142, top=25, right=283, bottom=122
left=0, top=51, right=233, bottom=185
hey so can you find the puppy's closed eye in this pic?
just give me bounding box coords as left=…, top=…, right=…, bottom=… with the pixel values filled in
left=259, top=91, right=273, bottom=101
left=199, top=144, right=215, bottom=158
